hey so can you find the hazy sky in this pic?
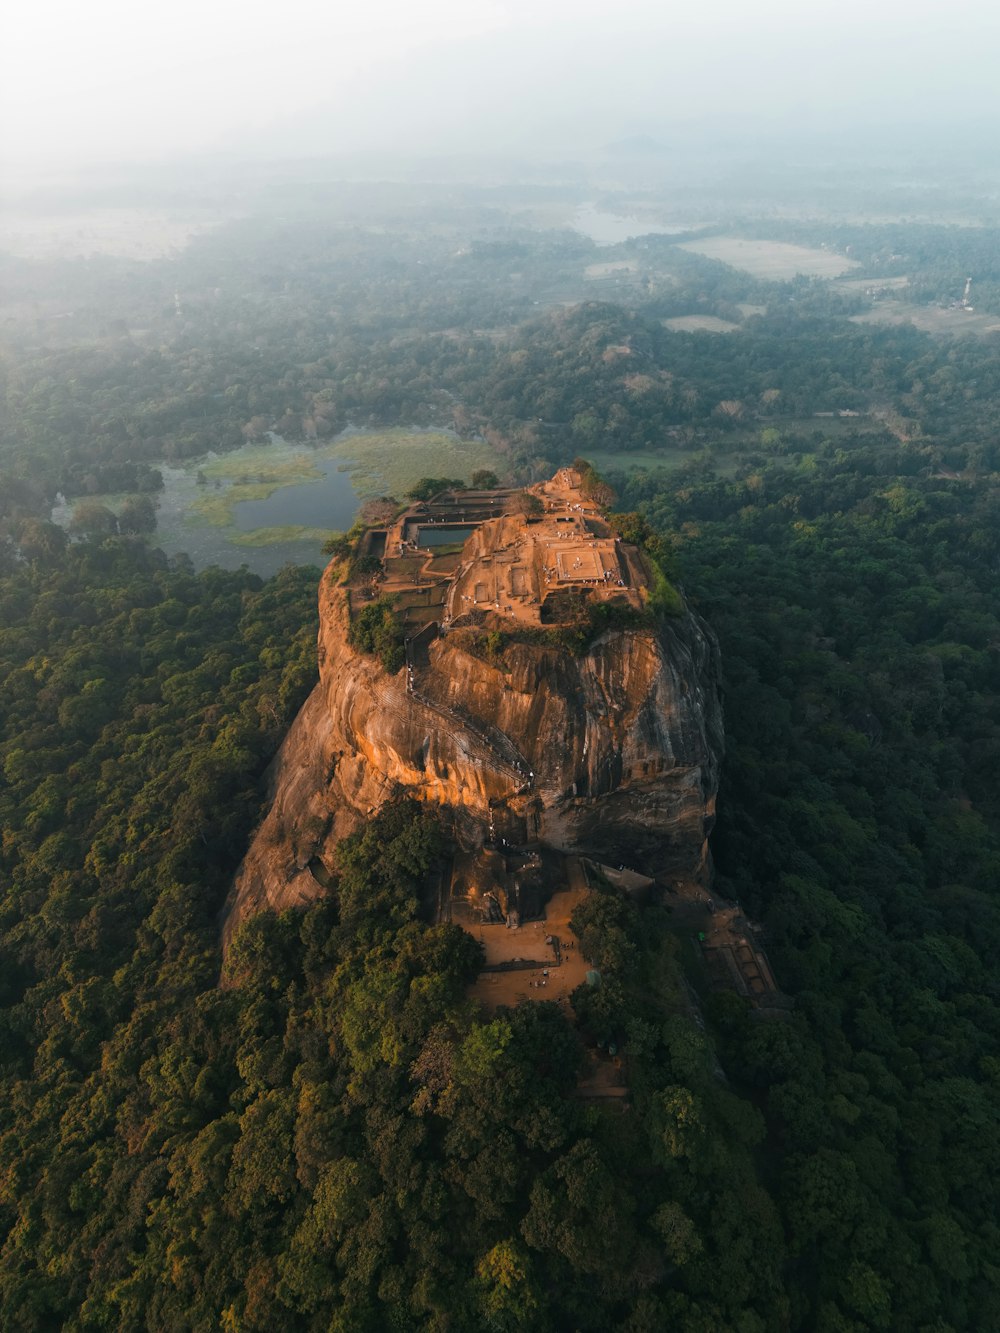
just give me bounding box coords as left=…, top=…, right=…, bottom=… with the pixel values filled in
left=2, top=0, right=999, bottom=170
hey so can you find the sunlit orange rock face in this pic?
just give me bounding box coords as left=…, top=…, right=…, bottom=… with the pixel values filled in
left=224, top=478, right=723, bottom=947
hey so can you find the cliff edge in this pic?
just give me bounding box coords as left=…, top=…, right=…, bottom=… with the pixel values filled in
left=223, top=468, right=723, bottom=947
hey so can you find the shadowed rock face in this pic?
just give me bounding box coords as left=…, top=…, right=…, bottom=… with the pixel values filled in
left=224, top=497, right=723, bottom=948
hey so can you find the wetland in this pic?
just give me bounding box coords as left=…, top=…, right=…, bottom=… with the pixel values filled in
left=53, top=428, right=498, bottom=575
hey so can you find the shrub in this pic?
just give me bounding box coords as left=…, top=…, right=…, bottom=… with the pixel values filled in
left=348, top=596, right=405, bottom=673
left=648, top=560, right=684, bottom=618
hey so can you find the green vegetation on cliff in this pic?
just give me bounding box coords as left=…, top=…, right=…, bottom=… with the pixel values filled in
left=347, top=593, right=406, bottom=674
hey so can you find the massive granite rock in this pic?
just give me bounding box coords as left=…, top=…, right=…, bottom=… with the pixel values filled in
left=224, top=475, right=723, bottom=947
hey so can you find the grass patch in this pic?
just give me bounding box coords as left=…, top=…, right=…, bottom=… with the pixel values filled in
left=647, top=561, right=685, bottom=617
left=190, top=458, right=323, bottom=527
left=420, top=541, right=466, bottom=557
left=850, top=302, right=1000, bottom=337
left=391, top=555, right=428, bottom=579
left=661, top=315, right=741, bottom=333
left=586, top=448, right=690, bottom=472
left=229, top=525, right=337, bottom=547
left=191, top=486, right=279, bottom=526
left=834, top=275, right=910, bottom=292
left=196, top=446, right=320, bottom=482
left=426, top=552, right=464, bottom=574
left=321, top=430, right=497, bottom=498
left=585, top=447, right=744, bottom=478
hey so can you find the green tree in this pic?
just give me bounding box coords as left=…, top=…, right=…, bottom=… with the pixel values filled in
left=475, top=1239, right=540, bottom=1330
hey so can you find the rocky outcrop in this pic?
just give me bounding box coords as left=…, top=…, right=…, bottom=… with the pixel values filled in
left=224, top=584, right=722, bottom=948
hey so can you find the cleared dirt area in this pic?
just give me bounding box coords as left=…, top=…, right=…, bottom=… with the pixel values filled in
left=834, top=275, right=910, bottom=292
left=851, top=302, right=1000, bottom=337
left=676, top=236, right=858, bottom=280
left=576, top=1049, right=628, bottom=1100
left=662, top=315, right=741, bottom=333
left=467, top=882, right=591, bottom=1015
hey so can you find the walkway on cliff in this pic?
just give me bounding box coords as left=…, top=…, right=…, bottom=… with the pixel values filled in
left=403, top=636, right=534, bottom=798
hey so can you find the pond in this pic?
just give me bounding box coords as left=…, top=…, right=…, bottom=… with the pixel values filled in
left=416, top=525, right=476, bottom=548
left=141, top=447, right=361, bottom=577
left=230, top=458, right=359, bottom=532
left=51, top=426, right=497, bottom=577
left=51, top=438, right=361, bottom=578
left=572, top=204, right=683, bottom=247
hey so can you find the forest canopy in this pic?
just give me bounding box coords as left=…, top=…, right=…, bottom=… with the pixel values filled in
left=1, top=195, right=999, bottom=1329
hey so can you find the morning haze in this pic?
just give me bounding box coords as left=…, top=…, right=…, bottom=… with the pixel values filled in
left=3, top=0, right=999, bottom=175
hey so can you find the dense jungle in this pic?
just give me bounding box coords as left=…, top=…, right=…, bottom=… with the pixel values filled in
left=1, top=180, right=998, bottom=1330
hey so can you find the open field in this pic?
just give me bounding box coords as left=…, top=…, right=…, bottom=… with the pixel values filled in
left=197, top=442, right=318, bottom=482
left=662, top=315, right=741, bottom=333
left=834, top=275, right=910, bottom=292
left=757, top=413, right=875, bottom=433
left=324, top=429, right=498, bottom=498
left=585, top=446, right=693, bottom=473
left=585, top=415, right=888, bottom=481
left=850, top=302, right=1000, bottom=337
left=676, top=236, right=859, bottom=280
left=720, top=414, right=883, bottom=447
left=585, top=446, right=743, bottom=477
left=0, top=208, right=222, bottom=261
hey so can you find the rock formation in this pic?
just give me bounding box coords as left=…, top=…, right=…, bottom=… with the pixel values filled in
left=224, top=469, right=723, bottom=947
